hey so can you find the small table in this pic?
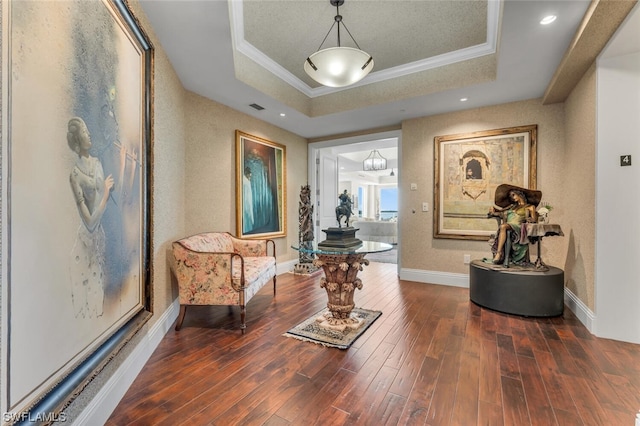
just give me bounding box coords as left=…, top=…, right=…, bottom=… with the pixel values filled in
left=291, top=241, right=393, bottom=331
left=524, top=223, right=564, bottom=268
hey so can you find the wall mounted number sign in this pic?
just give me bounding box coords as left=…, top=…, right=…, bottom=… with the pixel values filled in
left=621, top=155, right=632, bottom=166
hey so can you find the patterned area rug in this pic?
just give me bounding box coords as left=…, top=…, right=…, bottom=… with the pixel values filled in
left=283, top=308, right=382, bottom=349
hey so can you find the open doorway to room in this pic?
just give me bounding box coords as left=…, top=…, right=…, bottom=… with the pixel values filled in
left=308, top=131, right=400, bottom=268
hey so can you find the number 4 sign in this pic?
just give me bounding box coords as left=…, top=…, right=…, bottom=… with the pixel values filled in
left=621, top=155, right=632, bottom=166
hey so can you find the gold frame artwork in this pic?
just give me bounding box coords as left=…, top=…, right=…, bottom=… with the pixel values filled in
left=434, top=125, right=537, bottom=240
left=235, top=130, right=287, bottom=239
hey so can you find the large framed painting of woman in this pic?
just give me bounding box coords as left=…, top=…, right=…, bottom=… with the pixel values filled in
left=235, top=130, right=287, bottom=239
left=1, top=0, right=153, bottom=419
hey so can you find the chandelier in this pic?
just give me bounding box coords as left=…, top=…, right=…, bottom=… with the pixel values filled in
left=303, top=0, right=374, bottom=88
left=363, top=150, right=387, bottom=171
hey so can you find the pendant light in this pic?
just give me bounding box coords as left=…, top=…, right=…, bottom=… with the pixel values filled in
left=304, top=0, right=374, bottom=88
left=363, top=149, right=387, bottom=171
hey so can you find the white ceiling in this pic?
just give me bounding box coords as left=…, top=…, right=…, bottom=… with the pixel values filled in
left=338, top=148, right=400, bottom=182
left=335, top=139, right=398, bottom=181
left=238, top=0, right=492, bottom=90
left=138, top=0, right=632, bottom=140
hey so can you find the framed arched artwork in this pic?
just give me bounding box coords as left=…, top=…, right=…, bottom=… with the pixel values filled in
left=434, top=125, right=537, bottom=240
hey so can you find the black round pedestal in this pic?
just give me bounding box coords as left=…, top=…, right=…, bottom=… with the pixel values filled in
left=469, top=260, right=564, bottom=317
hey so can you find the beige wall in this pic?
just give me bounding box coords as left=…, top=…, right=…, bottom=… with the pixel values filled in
left=183, top=91, right=308, bottom=263
left=400, top=99, right=571, bottom=276
left=148, top=34, right=189, bottom=321
left=563, top=64, right=596, bottom=310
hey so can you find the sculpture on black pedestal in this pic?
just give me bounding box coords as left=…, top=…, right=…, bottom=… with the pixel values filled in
left=471, top=183, right=566, bottom=317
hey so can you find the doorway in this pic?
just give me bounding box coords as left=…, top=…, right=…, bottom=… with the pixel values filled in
left=307, top=130, right=401, bottom=270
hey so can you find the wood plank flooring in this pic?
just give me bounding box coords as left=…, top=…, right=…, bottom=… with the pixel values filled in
left=107, top=262, right=640, bottom=425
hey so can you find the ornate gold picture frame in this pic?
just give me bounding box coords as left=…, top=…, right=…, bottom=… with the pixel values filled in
left=235, top=130, right=286, bottom=239
left=434, top=125, right=537, bottom=240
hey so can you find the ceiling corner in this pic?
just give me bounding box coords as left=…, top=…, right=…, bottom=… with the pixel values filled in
left=543, top=0, right=638, bottom=105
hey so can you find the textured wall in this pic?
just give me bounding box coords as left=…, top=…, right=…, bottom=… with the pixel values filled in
left=145, top=24, right=189, bottom=323
left=400, top=98, right=569, bottom=275
left=563, top=64, right=596, bottom=310
left=183, top=91, right=308, bottom=263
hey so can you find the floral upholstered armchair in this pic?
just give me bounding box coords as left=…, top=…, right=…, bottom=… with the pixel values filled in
left=171, top=232, right=276, bottom=333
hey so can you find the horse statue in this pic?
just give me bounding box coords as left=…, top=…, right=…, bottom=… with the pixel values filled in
left=335, top=190, right=353, bottom=228
left=335, top=204, right=352, bottom=228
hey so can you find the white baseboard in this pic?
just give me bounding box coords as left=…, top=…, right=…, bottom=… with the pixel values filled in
left=399, top=267, right=469, bottom=288
left=73, top=299, right=180, bottom=426
left=398, top=268, right=598, bottom=331
left=564, top=287, right=596, bottom=333
left=399, top=268, right=598, bottom=335
left=278, top=258, right=299, bottom=275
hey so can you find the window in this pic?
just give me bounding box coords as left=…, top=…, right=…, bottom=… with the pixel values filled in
left=380, top=187, right=398, bottom=220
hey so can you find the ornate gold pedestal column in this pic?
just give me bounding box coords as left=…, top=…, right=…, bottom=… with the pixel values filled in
left=313, top=253, right=369, bottom=331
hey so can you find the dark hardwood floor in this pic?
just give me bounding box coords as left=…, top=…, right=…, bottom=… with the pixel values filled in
left=107, top=262, right=640, bottom=425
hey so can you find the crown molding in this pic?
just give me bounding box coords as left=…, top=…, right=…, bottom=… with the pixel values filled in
left=229, top=0, right=501, bottom=98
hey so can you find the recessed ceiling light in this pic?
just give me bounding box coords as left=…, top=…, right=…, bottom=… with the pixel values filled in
left=279, top=113, right=286, bottom=117
left=460, top=97, right=468, bottom=102
left=540, top=15, right=557, bottom=25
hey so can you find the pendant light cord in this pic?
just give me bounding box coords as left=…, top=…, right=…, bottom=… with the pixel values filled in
left=314, top=1, right=363, bottom=52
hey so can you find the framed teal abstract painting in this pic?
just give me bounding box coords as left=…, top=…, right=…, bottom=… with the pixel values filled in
left=235, top=130, right=286, bottom=239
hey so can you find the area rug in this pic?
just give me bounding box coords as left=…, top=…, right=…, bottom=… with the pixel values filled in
left=283, top=308, right=382, bottom=350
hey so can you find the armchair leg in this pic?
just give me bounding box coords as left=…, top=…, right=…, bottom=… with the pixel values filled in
left=273, top=276, right=277, bottom=297
left=240, top=304, right=246, bottom=334
left=175, top=305, right=187, bottom=331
